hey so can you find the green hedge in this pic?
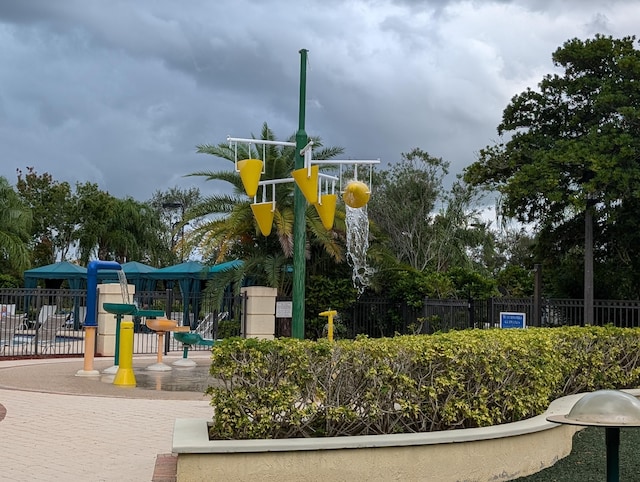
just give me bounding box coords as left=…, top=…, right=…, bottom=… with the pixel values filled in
left=206, top=326, right=640, bottom=440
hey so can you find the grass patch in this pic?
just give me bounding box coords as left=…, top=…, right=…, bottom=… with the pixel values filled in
left=516, top=426, right=640, bottom=481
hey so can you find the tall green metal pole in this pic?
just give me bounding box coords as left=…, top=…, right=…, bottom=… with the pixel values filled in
left=292, top=49, right=308, bottom=339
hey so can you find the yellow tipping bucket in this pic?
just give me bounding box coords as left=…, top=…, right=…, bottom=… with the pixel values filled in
left=314, top=194, right=337, bottom=230
left=251, top=202, right=275, bottom=236
left=343, top=180, right=371, bottom=208
left=291, top=165, right=319, bottom=204
left=237, top=159, right=263, bottom=197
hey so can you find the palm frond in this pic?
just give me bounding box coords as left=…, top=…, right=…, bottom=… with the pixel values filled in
left=273, top=207, right=294, bottom=257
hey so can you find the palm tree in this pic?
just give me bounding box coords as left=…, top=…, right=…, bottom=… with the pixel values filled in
left=76, top=183, right=165, bottom=264
left=186, top=123, right=345, bottom=295
left=0, top=176, right=32, bottom=272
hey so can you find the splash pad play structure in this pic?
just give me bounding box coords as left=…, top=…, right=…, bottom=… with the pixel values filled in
left=76, top=260, right=121, bottom=378
left=223, top=49, right=380, bottom=340
left=75, top=260, right=194, bottom=385
left=172, top=331, right=214, bottom=368
left=231, top=136, right=379, bottom=281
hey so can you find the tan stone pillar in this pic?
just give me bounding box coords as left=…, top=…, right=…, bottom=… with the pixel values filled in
left=96, top=283, right=136, bottom=356
left=241, top=286, right=277, bottom=340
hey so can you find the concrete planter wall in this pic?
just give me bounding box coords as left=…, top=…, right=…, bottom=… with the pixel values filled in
left=172, top=390, right=640, bottom=481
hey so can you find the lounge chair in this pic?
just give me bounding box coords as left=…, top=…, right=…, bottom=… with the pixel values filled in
left=0, top=314, right=28, bottom=355
left=0, top=304, right=16, bottom=317
left=33, top=314, right=68, bottom=354
left=64, top=306, right=87, bottom=330
left=32, top=305, right=57, bottom=329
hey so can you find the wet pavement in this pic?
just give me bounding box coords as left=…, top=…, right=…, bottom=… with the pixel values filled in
left=102, top=364, right=212, bottom=392
left=0, top=354, right=215, bottom=400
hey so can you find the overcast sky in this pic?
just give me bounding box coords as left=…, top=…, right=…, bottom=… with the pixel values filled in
left=0, top=1, right=637, bottom=203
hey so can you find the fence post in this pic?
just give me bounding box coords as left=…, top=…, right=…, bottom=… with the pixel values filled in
left=164, top=289, right=173, bottom=355
left=421, top=297, right=428, bottom=334
left=241, top=291, right=248, bottom=337
left=533, top=264, right=542, bottom=327
left=468, top=297, right=475, bottom=329
left=489, top=296, right=500, bottom=328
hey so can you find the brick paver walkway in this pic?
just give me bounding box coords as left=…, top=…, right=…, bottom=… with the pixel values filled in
left=0, top=356, right=212, bottom=482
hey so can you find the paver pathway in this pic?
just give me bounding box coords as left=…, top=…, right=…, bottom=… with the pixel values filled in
left=0, top=356, right=213, bottom=482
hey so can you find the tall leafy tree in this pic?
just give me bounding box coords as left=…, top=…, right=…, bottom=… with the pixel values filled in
left=465, top=35, right=640, bottom=299
left=187, top=123, right=345, bottom=295
left=0, top=176, right=32, bottom=273
left=75, top=183, right=164, bottom=264
left=368, top=148, right=487, bottom=273
left=15, top=167, right=76, bottom=265
left=149, top=186, right=202, bottom=264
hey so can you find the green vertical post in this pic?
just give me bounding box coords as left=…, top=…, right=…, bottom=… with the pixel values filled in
left=605, top=427, right=620, bottom=482
left=292, top=48, right=308, bottom=339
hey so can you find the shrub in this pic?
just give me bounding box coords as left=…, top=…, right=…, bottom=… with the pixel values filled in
left=205, top=327, right=640, bottom=440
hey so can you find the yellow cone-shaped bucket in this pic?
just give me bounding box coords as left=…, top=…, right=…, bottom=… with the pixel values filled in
left=251, top=202, right=274, bottom=236
left=343, top=180, right=371, bottom=208
left=238, top=159, right=263, bottom=197
left=291, top=165, right=319, bottom=204
left=314, top=194, right=337, bottom=230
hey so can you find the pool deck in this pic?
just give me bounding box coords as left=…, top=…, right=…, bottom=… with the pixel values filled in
left=0, top=353, right=213, bottom=482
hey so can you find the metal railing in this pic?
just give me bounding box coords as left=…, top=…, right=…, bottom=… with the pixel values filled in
left=422, top=298, right=640, bottom=333
left=322, top=297, right=640, bottom=337
left=0, top=288, right=244, bottom=358
left=341, top=297, right=423, bottom=338
left=4, top=287, right=640, bottom=358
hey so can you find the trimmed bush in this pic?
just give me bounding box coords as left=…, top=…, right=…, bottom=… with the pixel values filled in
left=206, top=326, right=640, bottom=440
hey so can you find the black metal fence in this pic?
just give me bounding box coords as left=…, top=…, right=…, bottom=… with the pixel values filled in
left=331, top=296, right=640, bottom=337
left=341, top=297, right=423, bottom=338
left=4, top=287, right=640, bottom=359
left=0, top=288, right=244, bottom=358
left=422, top=298, right=640, bottom=333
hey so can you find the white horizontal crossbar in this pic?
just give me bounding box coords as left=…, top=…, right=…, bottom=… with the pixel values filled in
left=311, top=159, right=380, bottom=165
left=227, top=136, right=296, bottom=148
left=257, top=177, right=295, bottom=186
left=300, top=140, right=314, bottom=155
left=319, top=173, right=339, bottom=181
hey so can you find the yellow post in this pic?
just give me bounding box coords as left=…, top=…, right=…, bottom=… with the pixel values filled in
left=113, top=320, right=136, bottom=387
left=319, top=310, right=338, bottom=342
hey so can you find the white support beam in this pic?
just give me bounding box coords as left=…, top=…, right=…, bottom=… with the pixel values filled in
left=227, top=136, right=296, bottom=148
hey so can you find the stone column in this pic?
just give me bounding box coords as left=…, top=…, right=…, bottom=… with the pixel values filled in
left=96, top=283, right=135, bottom=356
left=241, top=286, right=277, bottom=340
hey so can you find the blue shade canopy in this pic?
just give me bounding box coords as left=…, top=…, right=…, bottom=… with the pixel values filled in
left=121, top=261, right=158, bottom=292
left=23, top=261, right=88, bottom=289
left=147, top=261, right=209, bottom=279
left=121, top=261, right=157, bottom=274
left=97, top=261, right=158, bottom=291
left=24, top=260, right=161, bottom=292
left=209, top=259, right=243, bottom=273
left=147, top=260, right=242, bottom=324
left=147, top=261, right=210, bottom=325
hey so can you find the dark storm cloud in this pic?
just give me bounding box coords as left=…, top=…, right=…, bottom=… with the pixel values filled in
left=0, top=0, right=637, bottom=201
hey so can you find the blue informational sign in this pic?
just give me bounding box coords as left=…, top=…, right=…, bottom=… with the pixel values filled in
left=500, top=312, right=526, bottom=329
